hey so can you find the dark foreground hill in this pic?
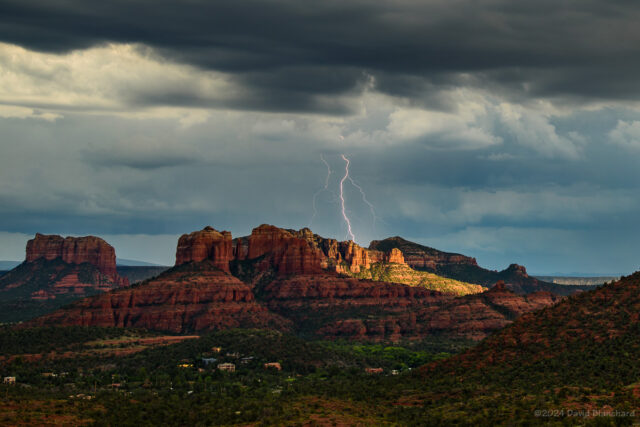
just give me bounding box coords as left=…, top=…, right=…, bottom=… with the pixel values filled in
left=444, top=271, right=640, bottom=369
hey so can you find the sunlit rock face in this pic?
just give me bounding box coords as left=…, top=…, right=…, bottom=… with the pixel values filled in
left=175, top=226, right=234, bottom=272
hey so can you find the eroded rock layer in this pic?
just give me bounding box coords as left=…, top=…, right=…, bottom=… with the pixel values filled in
left=314, top=281, right=561, bottom=341
left=0, top=234, right=130, bottom=323
left=29, top=261, right=292, bottom=333
left=26, top=233, right=122, bottom=281
left=175, top=227, right=233, bottom=272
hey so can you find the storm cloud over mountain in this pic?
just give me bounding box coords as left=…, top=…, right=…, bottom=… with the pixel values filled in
left=1, top=0, right=640, bottom=274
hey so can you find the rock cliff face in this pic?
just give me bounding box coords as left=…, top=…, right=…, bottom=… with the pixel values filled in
left=243, top=225, right=324, bottom=275
left=26, top=234, right=121, bottom=280
left=315, top=280, right=561, bottom=341
left=369, top=236, right=478, bottom=271
left=29, top=261, right=291, bottom=333
left=175, top=227, right=233, bottom=272
left=27, top=225, right=565, bottom=340
left=179, top=224, right=407, bottom=277
left=0, top=234, right=129, bottom=323
left=370, top=236, right=597, bottom=296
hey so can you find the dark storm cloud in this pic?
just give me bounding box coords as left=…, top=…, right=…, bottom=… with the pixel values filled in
left=3, top=0, right=640, bottom=112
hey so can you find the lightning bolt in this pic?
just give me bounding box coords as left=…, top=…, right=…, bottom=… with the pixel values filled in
left=310, top=154, right=333, bottom=227
left=340, top=154, right=356, bottom=242
left=347, top=175, right=379, bottom=229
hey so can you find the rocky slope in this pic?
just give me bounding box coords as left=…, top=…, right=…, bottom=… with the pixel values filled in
left=309, top=281, right=560, bottom=341
left=29, top=261, right=291, bottom=333
left=29, top=225, right=563, bottom=340
left=0, top=234, right=129, bottom=323
left=351, top=262, right=486, bottom=296
left=438, top=272, right=640, bottom=369
left=31, top=264, right=530, bottom=340
left=370, top=236, right=597, bottom=296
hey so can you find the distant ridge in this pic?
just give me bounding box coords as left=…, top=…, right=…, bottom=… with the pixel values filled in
left=369, top=236, right=598, bottom=296
left=116, top=258, right=167, bottom=267
left=534, top=275, right=618, bottom=286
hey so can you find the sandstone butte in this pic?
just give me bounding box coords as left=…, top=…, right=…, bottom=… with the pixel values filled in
left=0, top=233, right=129, bottom=302
left=29, top=225, right=565, bottom=341
left=175, top=224, right=479, bottom=291
left=26, top=233, right=122, bottom=280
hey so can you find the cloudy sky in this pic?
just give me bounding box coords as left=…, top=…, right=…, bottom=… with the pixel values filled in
left=1, top=0, right=640, bottom=274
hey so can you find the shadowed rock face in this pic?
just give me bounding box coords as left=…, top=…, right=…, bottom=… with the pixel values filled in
left=370, top=236, right=478, bottom=271
left=309, top=280, right=561, bottom=341
left=28, top=261, right=292, bottom=333
left=29, top=268, right=560, bottom=340
left=26, top=233, right=122, bottom=281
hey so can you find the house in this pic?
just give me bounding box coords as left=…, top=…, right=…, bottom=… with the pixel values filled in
left=177, top=363, right=193, bottom=368
left=217, top=363, right=235, bottom=372
left=264, top=362, right=282, bottom=371
left=240, top=356, right=255, bottom=364
left=391, top=370, right=400, bottom=375
left=202, top=357, right=217, bottom=366
left=41, top=372, right=57, bottom=378
left=211, top=347, right=222, bottom=353
left=3, top=377, right=15, bottom=384
left=226, top=352, right=240, bottom=358
left=365, top=368, right=383, bottom=374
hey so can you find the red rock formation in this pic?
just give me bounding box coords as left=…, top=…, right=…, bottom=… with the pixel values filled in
left=22, top=233, right=128, bottom=288
left=263, top=273, right=444, bottom=306
left=29, top=261, right=292, bottom=333
left=175, top=224, right=406, bottom=277
left=1, top=234, right=130, bottom=322
left=245, top=225, right=324, bottom=275
left=385, top=248, right=405, bottom=264
left=26, top=226, right=561, bottom=339
left=312, top=279, right=561, bottom=341
left=26, top=233, right=121, bottom=280
left=175, top=226, right=233, bottom=272
left=369, top=236, right=478, bottom=271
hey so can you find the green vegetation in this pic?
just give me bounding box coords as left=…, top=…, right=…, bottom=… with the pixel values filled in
left=4, top=307, right=640, bottom=425
left=0, top=326, right=158, bottom=356
left=0, top=263, right=627, bottom=424
left=0, top=327, right=478, bottom=425
left=351, top=262, right=486, bottom=295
